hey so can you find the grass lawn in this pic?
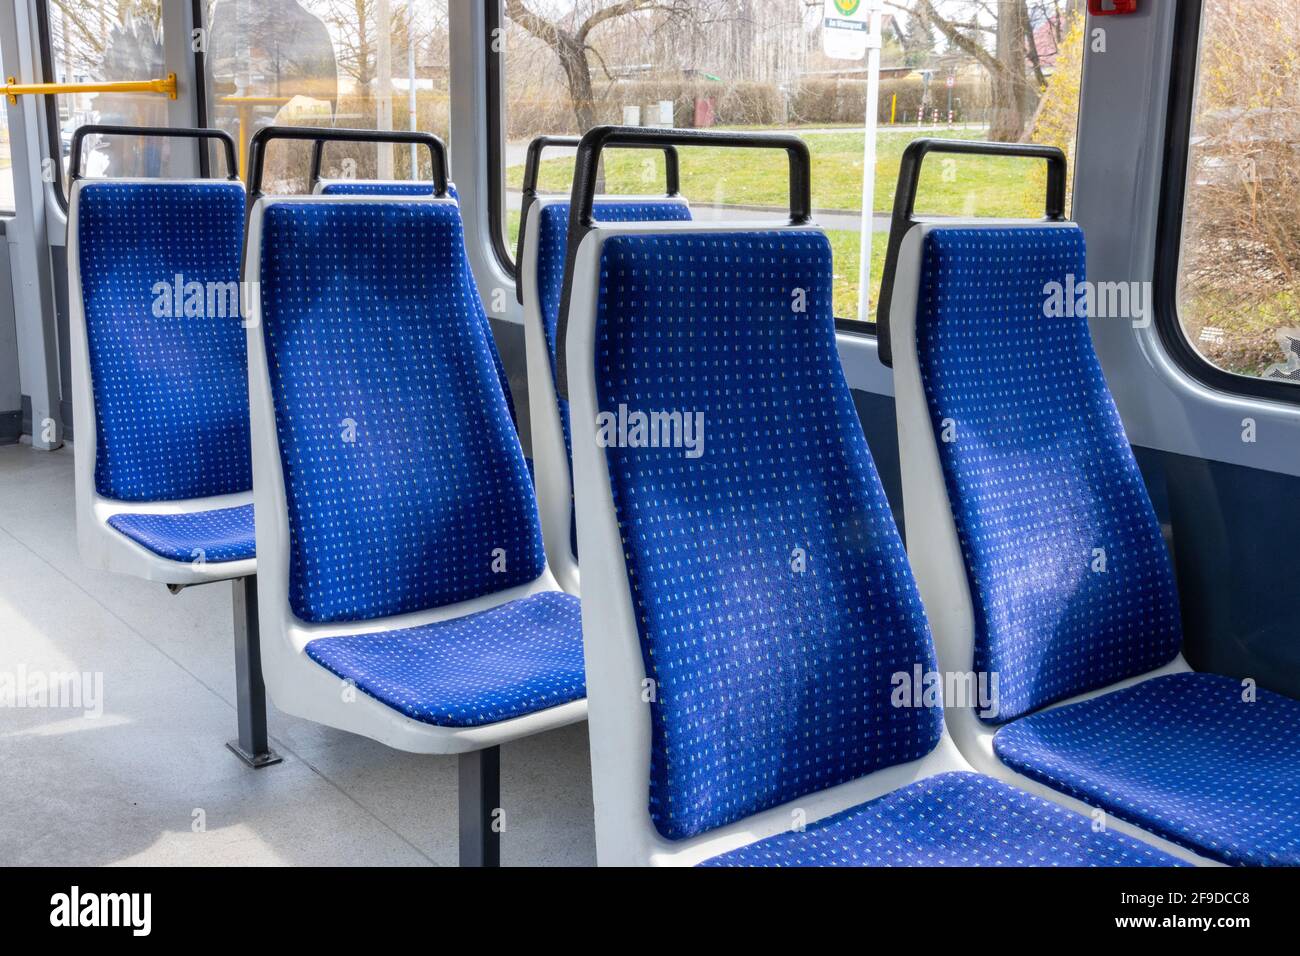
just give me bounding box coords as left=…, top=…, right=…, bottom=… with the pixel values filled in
left=827, top=228, right=889, bottom=323
left=502, top=126, right=1039, bottom=320
left=505, top=209, right=888, bottom=322
left=506, top=127, right=1052, bottom=217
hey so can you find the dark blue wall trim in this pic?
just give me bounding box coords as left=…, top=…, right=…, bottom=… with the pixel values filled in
left=849, top=389, right=1300, bottom=702
left=488, top=316, right=529, bottom=453
left=1140, top=446, right=1300, bottom=700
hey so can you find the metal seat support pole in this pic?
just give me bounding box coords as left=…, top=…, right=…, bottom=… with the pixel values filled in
left=458, top=746, right=502, bottom=867
left=226, top=574, right=282, bottom=768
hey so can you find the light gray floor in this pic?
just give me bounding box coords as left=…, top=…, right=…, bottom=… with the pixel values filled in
left=0, top=442, right=596, bottom=867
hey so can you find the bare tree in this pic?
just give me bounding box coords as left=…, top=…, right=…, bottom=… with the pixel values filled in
left=890, top=0, right=1039, bottom=141
left=504, top=0, right=696, bottom=133
left=320, top=0, right=431, bottom=90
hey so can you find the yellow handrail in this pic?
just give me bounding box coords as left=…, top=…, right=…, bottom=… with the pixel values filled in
left=220, top=96, right=295, bottom=181
left=5, top=73, right=177, bottom=104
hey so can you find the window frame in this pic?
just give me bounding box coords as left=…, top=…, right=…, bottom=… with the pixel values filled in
left=192, top=0, right=212, bottom=178
left=485, top=0, right=514, bottom=278
left=34, top=0, right=68, bottom=212
left=1154, top=0, right=1300, bottom=406
left=37, top=0, right=191, bottom=203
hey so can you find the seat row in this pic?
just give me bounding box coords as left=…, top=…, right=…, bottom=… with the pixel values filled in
left=68, top=123, right=1299, bottom=867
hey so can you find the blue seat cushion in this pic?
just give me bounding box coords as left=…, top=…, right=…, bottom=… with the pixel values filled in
left=914, top=226, right=1181, bottom=722
left=994, top=672, right=1300, bottom=867
left=77, top=180, right=251, bottom=502
left=304, top=590, right=584, bottom=727
left=595, top=231, right=941, bottom=841
left=258, top=200, right=543, bottom=624
left=700, top=771, right=1182, bottom=867
left=107, top=504, right=254, bottom=564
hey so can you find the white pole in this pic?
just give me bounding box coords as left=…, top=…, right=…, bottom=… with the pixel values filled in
left=856, top=2, right=883, bottom=324
left=408, top=4, right=418, bottom=177
left=377, top=0, right=394, bottom=179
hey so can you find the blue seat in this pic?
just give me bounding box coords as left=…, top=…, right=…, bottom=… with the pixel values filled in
left=566, top=216, right=1183, bottom=866
left=522, top=197, right=691, bottom=590
left=107, top=504, right=255, bottom=564
left=245, top=187, right=585, bottom=861
left=305, top=590, right=584, bottom=728
left=912, top=226, right=1182, bottom=723
left=994, top=673, right=1300, bottom=867
left=71, top=177, right=256, bottom=584
left=889, top=221, right=1300, bottom=866
left=701, top=772, right=1175, bottom=867
left=71, top=156, right=272, bottom=768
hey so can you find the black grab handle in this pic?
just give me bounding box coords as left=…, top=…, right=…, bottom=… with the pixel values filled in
left=876, top=138, right=1068, bottom=367
left=247, top=126, right=449, bottom=205
left=554, top=125, right=813, bottom=400
left=514, top=134, right=681, bottom=304
left=70, top=125, right=239, bottom=182
left=308, top=132, right=451, bottom=191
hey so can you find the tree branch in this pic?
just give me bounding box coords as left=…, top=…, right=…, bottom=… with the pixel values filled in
left=885, top=0, right=1001, bottom=74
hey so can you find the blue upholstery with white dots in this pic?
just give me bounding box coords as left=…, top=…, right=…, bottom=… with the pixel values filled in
left=700, top=771, right=1182, bottom=866
left=77, top=181, right=251, bottom=502
left=257, top=199, right=544, bottom=624
left=315, top=181, right=524, bottom=440
left=994, top=672, right=1300, bottom=867
left=304, top=590, right=584, bottom=727
left=537, top=200, right=691, bottom=557
left=107, top=504, right=255, bottom=564
left=536, top=200, right=691, bottom=391
left=595, top=231, right=942, bottom=841
left=914, top=226, right=1181, bottom=723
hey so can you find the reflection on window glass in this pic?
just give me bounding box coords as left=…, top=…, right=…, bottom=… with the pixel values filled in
left=0, top=45, right=15, bottom=212
left=204, top=0, right=451, bottom=192
left=501, top=1, right=1085, bottom=321
left=1177, top=0, right=1300, bottom=386
left=46, top=1, right=166, bottom=183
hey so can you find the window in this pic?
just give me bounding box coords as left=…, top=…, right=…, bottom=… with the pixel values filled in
left=496, top=1, right=1085, bottom=325
left=1167, top=0, right=1300, bottom=392
left=201, top=0, right=451, bottom=193
left=43, top=1, right=167, bottom=189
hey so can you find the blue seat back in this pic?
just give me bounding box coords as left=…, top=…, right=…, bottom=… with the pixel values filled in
left=257, top=199, right=544, bottom=624
left=77, top=180, right=250, bottom=502
left=595, top=230, right=941, bottom=841
left=913, top=225, right=1181, bottom=722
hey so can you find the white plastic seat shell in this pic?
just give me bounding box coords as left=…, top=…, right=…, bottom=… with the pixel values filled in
left=886, top=219, right=1207, bottom=865
left=241, top=192, right=586, bottom=754
left=521, top=194, right=693, bottom=596
left=68, top=177, right=255, bottom=586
